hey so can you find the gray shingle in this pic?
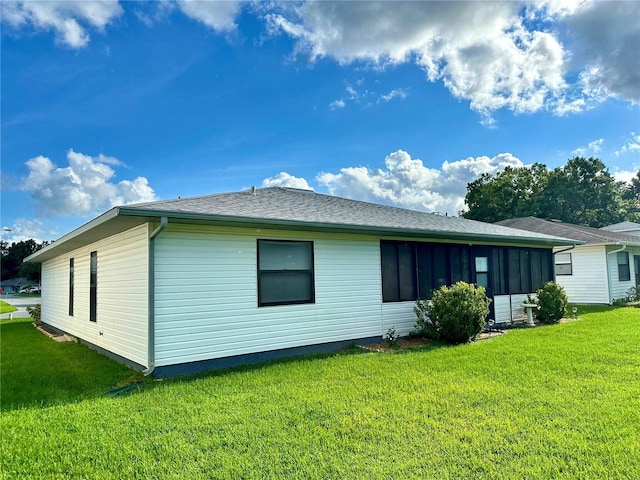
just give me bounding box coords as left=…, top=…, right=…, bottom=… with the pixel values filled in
left=125, top=187, right=573, bottom=242
left=496, top=217, right=640, bottom=244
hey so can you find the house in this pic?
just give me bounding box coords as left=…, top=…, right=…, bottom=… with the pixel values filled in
left=25, top=187, right=575, bottom=377
left=496, top=217, right=640, bottom=304
left=0, top=277, right=30, bottom=294
left=601, top=221, right=640, bottom=237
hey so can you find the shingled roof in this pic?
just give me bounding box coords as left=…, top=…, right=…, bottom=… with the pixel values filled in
left=27, top=187, right=577, bottom=263
left=121, top=187, right=574, bottom=243
left=496, top=217, right=640, bottom=246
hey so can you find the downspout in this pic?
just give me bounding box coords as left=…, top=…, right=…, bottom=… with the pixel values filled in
left=143, top=216, right=168, bottom=376
left=606, top=244, right=627, bottom=304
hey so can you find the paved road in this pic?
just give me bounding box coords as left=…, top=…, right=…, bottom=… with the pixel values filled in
left=1, top=294, right=40, bottom=319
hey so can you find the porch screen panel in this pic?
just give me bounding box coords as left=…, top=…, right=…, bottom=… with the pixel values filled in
left=381, top=242, right=400, bottom=302
left=450, top=246, right=471, bottom=283
left=417, top=243, right=434, bottom=298
left=397, top=243, right=417, bottom=301
left=432, top=245, right=448, bottom=289
left=492, top=248, right=508, bottom=295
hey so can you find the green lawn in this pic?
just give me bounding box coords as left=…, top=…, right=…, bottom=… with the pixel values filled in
left=0, top=300, right=18, bottom=314
left=2, top=308, right=639, bottom=479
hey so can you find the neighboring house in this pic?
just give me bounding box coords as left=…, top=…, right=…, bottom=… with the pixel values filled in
left=496, top=217, right=640, bottom=305
left=0, top=277, right=29, bottom=293
left=25, top=187, right=575, bottom=377
left=601, top=221, right=640, bottom=237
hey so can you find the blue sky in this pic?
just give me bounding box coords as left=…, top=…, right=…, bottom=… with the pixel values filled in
left=1, top=0, right=639, bottom=243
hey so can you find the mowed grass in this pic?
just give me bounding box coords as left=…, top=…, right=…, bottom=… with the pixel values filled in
left=0, top=300, right=18, bottom=314
left=2, top=308, right=639, bottom=479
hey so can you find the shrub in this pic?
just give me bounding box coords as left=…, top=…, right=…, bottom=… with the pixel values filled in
left=414, top=282, right=491, bottom=345
left=386, top=327, right=400, bottom=348
left=27, top=303, right=42, bottom=324
left=625, top=285, right=640, bottom=302
left=532, top=282, right=568, bottom=324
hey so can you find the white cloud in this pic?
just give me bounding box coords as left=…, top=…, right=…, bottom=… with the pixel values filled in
left=571, top=138, right=604, bottom=156
left=615, top=132, right=640, bottom=157
left=1, top=0, right=123, bottom=48
left=329, top=99, right=345, bottom=110
left=20, top=149, right=157, bottom=217
left=612, top=169, right=638, bottom=184
left=267, top=1, right=639, bottom=120
left=262, top=172, right=313, bottom=191
left=379, top=88, right=408, bottom=103
left=317, top=149, right=524, bottom=215
left=1, top=218, right=47, bottom=244
left=176, top=0, right=242, bottom=32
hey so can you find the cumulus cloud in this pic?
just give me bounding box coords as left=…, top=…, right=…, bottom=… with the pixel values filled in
left=21, top=149, right=157, bottom=217
left=317, top=149, right=524, bottom=215
left=262, top=172, right=313, bottom=191
left=1, top=218, right=47, bottom=244
left=1, top=0, right=123, bottom=48
left=267, top=1, right=639, bottom=120
left=176, top=0, right=243, bottom=32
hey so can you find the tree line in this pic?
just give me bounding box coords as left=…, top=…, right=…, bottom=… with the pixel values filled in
left=462, top=157, right=640, bottom=227
left=1, top=240, right=47, bottom=283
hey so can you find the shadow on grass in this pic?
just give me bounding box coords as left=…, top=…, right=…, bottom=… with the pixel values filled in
left=0, top=319, right=146, bottom=412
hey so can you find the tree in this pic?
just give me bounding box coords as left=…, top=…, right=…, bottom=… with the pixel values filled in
left=463, top=157, right=631, bottom=227
left=540, top=157, right=625, bottom=228
left=463, top=163, right=548, bottom=223
left=622, top=170, right=640, bottom=222
left=1, top=240, right=46, bottom=282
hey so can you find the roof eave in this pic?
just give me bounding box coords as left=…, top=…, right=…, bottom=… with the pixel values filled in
left=118, top=207, right=580, bottom=247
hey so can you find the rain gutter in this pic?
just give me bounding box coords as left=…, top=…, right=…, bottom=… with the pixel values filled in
left=143, top=216, right=168, bottom=376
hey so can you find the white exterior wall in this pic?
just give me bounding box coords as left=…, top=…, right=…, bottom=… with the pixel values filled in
left=153, top=225, right=383, bottom=367
left=553, top=246, right=609, bottom=304
left=606, top=245, right=640, bottom=302
left=40, top=224, right=149, bottom=366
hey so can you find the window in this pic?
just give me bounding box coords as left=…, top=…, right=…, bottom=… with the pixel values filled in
left=257, top=240, right=314, bottom=306
left=381, top=242, right=416, bottom=302
left=69, top=258, right=74, bottom=316
left=380, top=242, right=554, bottom=302
left=90, top=251, right=97, bottom=322
left=617, top=251, right=630, bottom=281
left=475, top=257, right=489, bottom=288
left=555, top=253, right=573, bottom=276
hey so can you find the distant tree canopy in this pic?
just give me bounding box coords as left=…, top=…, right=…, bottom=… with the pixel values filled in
left=1, top=239, right=47, bottom=283
left=463, top=157, right=640, bottom=227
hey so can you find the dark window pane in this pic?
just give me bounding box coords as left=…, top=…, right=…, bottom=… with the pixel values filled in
left=259, top=272, right=313, bottom=305
left=493, top=248, right=507, bottom=295
left=381, top=242, right=400, bottom=302
left=417, top=244, right=433, bottom=298
left=69, top=258, right=74, bottom=317
left=397, top=243, right=417, bottom=301
left=90, top=251, right=97, bottom=322
left=433, top=245, right=448, bottom=288
left=618, top=252, right=630, bottom=281
left=531, top=250, right=544, bottom=290
left=520, top=249, right=531, bottom=293
left=258, top=240, right=314, bottom=306
left=476, top=272, right=488, bottom=288
left=508, top=249, right=522, bottom=293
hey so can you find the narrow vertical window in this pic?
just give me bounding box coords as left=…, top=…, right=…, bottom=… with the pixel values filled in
left=617, top=251, right=630, bottom=281
left=69, top=258, right=74, bottom=316
left=90, top=251, right=97, bottom=322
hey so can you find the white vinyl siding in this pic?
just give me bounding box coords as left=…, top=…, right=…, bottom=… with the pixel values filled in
left=40, top=224, right=149, bottom=366
left=607, top=245, right=640, bottom=302
left=154, top=225, right=382, bottom=367
left=553, top=246, right=609, bottom=304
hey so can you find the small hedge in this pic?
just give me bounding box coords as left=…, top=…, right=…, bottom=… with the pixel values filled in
left=414, top=282, right=491, bottom=344
left=528, top=282, right=568, bottom=324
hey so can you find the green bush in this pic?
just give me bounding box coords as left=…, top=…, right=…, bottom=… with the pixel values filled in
left=414, top=282, right=491, bottom=345
left=531, top=282, right=568, bottom=324
left=626, top=285, right=640, bottom=302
